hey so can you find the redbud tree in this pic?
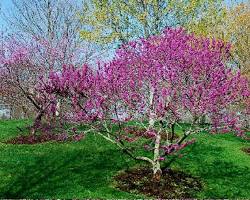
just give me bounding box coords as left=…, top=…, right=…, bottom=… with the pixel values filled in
left=0, top=37, right=64, bottom=128
left=0, top=39, right=46, bottom=121
left=40, top=28, right=249, bottom=180
left=0, top=35, right=97, bottom=129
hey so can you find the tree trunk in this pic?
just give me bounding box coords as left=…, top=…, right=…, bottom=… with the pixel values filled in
left=193, top=115, right=198, bottom=124
left=149, top=86, right=155, bottom=128
left=56, top=100, right=60, bottom=117
left=152, top=131, right=162, bottom=181
left=149, top=115, right=155, bottom=128
left=30, top=110, right=44, bottom=135
left=170, top=123, right=175, bottom=143
left=148, top=85, right=162, bottom=180
left=200, top=115, right=206, bottom=126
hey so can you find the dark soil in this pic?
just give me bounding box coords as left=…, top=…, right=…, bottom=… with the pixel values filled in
left=123, top=126, right=179, bottom=141
left=5, top=133, right=84, bottom=145
left=161, top=132, right=179, bottom=141
left=242, top=147, right=250, bottom=155
left=114, top=167, right=202, bottom=199
left=123, top=126, right=147, bottom=136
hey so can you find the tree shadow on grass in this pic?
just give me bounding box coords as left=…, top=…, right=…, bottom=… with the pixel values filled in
left=171, top=142, right=250, bottom=198
left=196, top=159, right=250, bottom=198
left=0, top=148, right=130, bottom=198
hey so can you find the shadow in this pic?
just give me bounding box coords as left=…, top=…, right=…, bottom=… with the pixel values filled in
left=1, top=154, right=76, bottom=198
left=0, top=147, right=131, bottom=198
left=1, top=131, right=249, bottom=198
left=170, top=141, right=250, bottom=198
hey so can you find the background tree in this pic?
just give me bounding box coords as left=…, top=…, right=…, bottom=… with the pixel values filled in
left=0, top=0, right=103, bottom=118
left=186, top=1, right=250, bottom=125
left=0, top=38, right=54, bottom=122
left=80, top=0, right=224, bottom=46
left=3, top=0, right=101, bottom=68
left=189, top=1, right=250, bottom=78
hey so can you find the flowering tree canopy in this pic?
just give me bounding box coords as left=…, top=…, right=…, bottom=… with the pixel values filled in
left=39, top=28, right=249, bottom=179
left=0, top=33, right=99, bottom=121
left=0, top=39, right=45, bottom=119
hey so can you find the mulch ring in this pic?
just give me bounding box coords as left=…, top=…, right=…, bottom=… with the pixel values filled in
left=123, top=126, right=179, bottom=141
left=4, top=133, right=84, bottom=145
left=242, top=147, right=250, bottom=155
left=114, top=167, right=202, bottom=199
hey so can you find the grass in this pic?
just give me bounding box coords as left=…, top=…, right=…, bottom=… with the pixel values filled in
left=0, top=119, right=249, bottom=198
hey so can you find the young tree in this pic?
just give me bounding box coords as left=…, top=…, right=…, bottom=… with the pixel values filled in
left=0, top=0, right=104, bottom=119
left=40, top=28, right=249, bottom=180
left=0, top=38, right=56, bottom=125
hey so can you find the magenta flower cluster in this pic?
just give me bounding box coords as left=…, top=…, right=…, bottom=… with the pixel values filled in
left=37, top=28, right=249, bottom=159
left=41, top=28, right=248, bottom=130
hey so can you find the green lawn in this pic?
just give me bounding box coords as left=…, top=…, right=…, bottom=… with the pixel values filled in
left=0, top=119, right=249, bottom=198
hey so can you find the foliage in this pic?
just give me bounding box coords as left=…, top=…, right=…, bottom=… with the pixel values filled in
left=189, top=2, right=250, bottom=78
left=80, top=0, right=224, bottom=45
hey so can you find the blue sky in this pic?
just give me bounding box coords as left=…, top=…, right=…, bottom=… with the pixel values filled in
left=0, top=0, right=248, bottom=30
left=0, top=0, right=13, bottom=29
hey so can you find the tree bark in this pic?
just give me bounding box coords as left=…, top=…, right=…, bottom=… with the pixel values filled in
left=30, top=109, right=44, bottom=135
left=152, top=131, right=162, bottom=181
left=170, top=123, right=175, bottom=143
left=149, top=86, right=155, bottom=128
